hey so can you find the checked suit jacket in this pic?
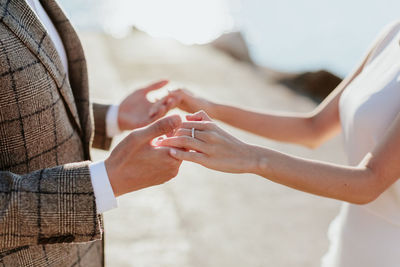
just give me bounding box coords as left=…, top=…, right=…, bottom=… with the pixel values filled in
left=0, top=0, right=113, bottom=266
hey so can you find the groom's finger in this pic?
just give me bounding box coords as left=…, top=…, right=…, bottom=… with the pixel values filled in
left=138, top=115, right=181, bottom=141
left=169, top=148, right=206, bottom=164
left=142, top=80, right=169, bottom=94
left=158, top=136, right=207, bottom=153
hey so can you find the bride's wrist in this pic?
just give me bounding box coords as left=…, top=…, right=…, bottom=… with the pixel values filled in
left=207, top=102, right=222, bottom=120
left=240, top=144, right=262, bottom=174
left=246, top=145, right=271, bottom=176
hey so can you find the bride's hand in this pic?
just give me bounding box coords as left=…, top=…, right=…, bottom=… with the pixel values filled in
left=169, top=89, right=214, bottom=115
left=157, top=111, right=257, bottom=173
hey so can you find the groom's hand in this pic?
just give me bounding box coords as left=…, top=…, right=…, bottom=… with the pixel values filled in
left=105, top=115, right=182, bottom=197
left=118, top=80, right=179, bottom=131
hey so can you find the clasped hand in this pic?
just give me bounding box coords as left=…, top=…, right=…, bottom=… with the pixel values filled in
left=105, top=80, right=256, bottom=197
left=117, top=80, right=179, bottom=131
left=157, top=111, right=258, bottom=174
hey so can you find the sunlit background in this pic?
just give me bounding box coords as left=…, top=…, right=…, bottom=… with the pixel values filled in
left=54, top=1, right=400, bottom=266
left=60, top=0, right=400, bottom=76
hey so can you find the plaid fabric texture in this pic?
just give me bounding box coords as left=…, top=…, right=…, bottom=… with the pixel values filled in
left=0, top=0, right=112, bottom=265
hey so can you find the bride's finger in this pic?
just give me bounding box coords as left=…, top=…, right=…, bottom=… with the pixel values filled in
left=173, top=128, right=209, bottom=142
left=151, top=105, right=167, bottom=119
left=158, top=136, right=207, bottom=153
left=169, top=148, right=207, bottom=164
left=148, top=99, right=165, bottom=117
left=181, top=121, right=216, bottom=131
left=186, top=110, right=212, bottom=122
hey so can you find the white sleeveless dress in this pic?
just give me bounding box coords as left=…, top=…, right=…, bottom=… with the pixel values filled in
left=321, top=21, right=400, bottom=267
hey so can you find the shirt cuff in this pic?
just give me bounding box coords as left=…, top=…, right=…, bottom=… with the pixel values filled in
left=89, top=161, right=118, bottom=214
left=106, top=104, right=122, bottom=137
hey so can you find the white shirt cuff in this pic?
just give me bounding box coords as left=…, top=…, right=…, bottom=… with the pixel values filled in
left=106, top=104, right=122, bottom=137
left=89, top=161, right=118, bottom=214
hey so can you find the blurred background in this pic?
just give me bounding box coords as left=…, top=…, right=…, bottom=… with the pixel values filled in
left=60, top=0, right=400, bottom=75
left=57, top=0, right=399, bottom=266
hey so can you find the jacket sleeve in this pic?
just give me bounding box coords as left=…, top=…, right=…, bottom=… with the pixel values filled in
left=0, top=161, right=102, bottom=250
left=92, top=103, right=113, bottom=150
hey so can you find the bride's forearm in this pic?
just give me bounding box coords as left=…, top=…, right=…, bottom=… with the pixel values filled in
left=248, top=145, right=381, bottom=204
left=209, top=103, right=319, bottom=148
left=163, top=110, right=400, bottom=203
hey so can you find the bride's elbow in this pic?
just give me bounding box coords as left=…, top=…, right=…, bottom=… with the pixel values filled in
left=349, top=176, right=386, bottom=205
left=302, top=115, right=340, bottom=150
left=300, top=117, right=327, bottom=149
left=303, top=139, right=322, bottom=150
left=350, top=193, right=379, bottom=205
left=301, top=132, right=326, bottom=149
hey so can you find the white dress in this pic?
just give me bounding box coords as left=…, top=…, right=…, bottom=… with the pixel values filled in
left=321, top=21, right=400, bottom=267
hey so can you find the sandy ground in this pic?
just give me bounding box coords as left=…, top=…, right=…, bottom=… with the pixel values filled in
left=80, top=30, right=346, bottom=267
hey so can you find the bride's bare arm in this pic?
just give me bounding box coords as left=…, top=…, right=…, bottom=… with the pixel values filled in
left=170, top=35, right=385, bottom=148
left=171, top=71, right=356, bottom=148
left=159, top=111, right=400, bottom=205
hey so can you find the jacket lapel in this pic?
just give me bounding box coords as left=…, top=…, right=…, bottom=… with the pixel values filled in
left=40, top=0, right=92, bottom=146
left=0, top=0, right=82, bottom=132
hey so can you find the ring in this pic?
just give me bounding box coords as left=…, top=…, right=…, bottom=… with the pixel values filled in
left=191, top=128, right=195, bottom=138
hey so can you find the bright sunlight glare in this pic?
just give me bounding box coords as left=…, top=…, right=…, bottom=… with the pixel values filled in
left=99, top=0, right=235, bottom=44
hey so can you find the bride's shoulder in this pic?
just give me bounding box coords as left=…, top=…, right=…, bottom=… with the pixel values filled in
left=366, top=20, right=400, bottom=59
left=379, top=20, right=400, bottom=37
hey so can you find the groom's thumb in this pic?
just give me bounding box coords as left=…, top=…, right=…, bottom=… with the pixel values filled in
left=141, top=115, right=181, bottom=141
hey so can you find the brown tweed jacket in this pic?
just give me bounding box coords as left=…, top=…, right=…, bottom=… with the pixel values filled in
left=0, top=0, right=113, bottom=266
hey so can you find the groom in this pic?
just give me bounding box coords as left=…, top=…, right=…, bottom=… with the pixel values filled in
left=0, top=0, right=180, bottom=266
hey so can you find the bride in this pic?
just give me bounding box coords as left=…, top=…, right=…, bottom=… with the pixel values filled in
left=159, top=21, right=400, bottom=267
